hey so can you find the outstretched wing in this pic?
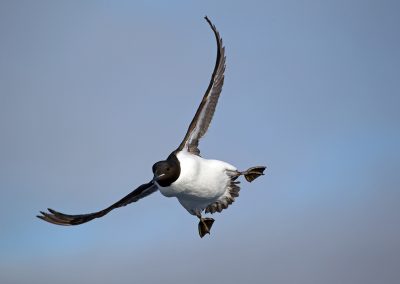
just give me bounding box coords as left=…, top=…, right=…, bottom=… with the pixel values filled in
left=176, top=16, right=226, bottom=156
left=37, top=181, right=158, bottom=226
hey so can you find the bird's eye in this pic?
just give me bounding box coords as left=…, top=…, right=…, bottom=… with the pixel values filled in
left=167, top=168, right=170, bottom=171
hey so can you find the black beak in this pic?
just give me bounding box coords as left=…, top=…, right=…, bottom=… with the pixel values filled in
left=153, top=173, right=165, bottom=182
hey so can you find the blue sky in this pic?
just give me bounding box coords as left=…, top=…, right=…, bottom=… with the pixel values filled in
left=1, top=1, right=399, bottom=283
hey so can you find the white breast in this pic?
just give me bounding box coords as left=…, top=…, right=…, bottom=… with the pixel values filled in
left=158, top=151, right=237, bottom=213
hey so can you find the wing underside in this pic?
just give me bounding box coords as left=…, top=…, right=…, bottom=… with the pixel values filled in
left=177, top=16, right=226, bottom=156
left=37, top=181, right=158, bottom=225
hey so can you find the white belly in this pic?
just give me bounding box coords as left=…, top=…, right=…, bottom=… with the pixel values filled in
left=158, top=151, right=237, bottom=214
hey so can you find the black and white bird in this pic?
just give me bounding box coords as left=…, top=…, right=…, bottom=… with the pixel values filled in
left=38, top=17, right=266, bottom=238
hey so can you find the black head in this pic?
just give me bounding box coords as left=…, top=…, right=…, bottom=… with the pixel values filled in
left=152, top=153, right=180, bottom=187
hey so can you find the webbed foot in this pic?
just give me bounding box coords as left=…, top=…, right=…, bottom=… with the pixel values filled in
left=198, top=217, right=215, bottom=238
left=243, top=166, right=266, bottom=182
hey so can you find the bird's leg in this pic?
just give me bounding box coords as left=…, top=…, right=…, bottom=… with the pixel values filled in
left=196, top=212, right=215, bottom=238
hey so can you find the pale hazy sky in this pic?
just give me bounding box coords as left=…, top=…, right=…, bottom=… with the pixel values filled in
left=1, top=1, right=399, bottom=283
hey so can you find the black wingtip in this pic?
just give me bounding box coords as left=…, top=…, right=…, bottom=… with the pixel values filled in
left=36, top=208, right=74, bottom=226
left=36, top=212, right=50, bottom=222
left=48, top=208, right=56, bottom=214
left=204, top=16, right=213, bottom=26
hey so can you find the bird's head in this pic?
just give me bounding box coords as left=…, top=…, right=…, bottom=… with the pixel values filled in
left=152, top=154, right=180, bottom=187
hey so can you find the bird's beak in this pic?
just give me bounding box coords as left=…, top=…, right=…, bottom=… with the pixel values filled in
left=153, top=173, right=165, bottom=182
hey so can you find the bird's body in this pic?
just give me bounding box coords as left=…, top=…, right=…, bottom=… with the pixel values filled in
left=38, top=16, right=266, bottom=238
left=158, top=150, right=237, bottom=215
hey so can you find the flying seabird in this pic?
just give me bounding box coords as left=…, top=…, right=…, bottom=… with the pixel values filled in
left=37, top=16, right=266, bottom=238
